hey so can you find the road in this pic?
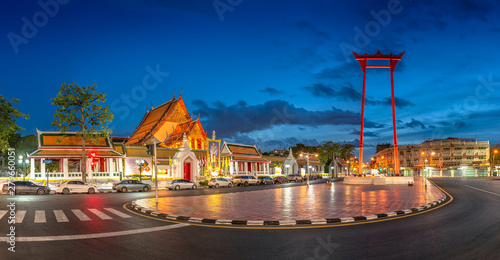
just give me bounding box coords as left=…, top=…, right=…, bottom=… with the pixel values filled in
left=1, top=178, right=499, bottom=260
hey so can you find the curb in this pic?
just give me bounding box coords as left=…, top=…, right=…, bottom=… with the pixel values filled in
left=129, top=190, right=449, bottom=226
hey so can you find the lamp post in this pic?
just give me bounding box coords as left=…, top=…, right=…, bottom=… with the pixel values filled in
left=492, top=149, right=498, bottom=176
left=18, top=155, right=29, bottom=181
left=421, top=151, right=435, bottom=178
left=300, top=152, right=317, bottom=186
left=136, top=159, right=146, bottom=182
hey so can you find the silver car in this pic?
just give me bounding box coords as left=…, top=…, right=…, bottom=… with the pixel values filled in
left=167, top=179, right=198, bottom=190
left=2, top=181, right=50, bottom=195
left=113, top=180, right=151, bottom=192
left=208, top=178, right=233, bottom=188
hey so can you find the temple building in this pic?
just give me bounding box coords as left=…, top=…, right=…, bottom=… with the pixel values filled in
left=24, top=94, right=289, bottom=182
left=125, top=95, right=207, bottom=149
left=121, top=95, right=207, bottom=181
left=220, top=142, right=271, bottom=175
left=28, top=130, right=124, bottom=180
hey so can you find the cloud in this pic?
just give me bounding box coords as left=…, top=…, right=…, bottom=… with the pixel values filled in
left=402, top=118, right=426, bottom=129
left=453, top=119, right=471, bottom=129
left=192, top=99, right=384, bottom=138
left=349, top=129, right=379, bottom=137
left=259, top=87, right=285, bottom=95
left=303, top=83, right=415, bottom=108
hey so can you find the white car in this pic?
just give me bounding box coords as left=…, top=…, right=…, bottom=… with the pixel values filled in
left=166, top=179, right=198, bottom=190
left=56, top=181, right=98, bottom=194
left=208, top=178, right=233, bottom=188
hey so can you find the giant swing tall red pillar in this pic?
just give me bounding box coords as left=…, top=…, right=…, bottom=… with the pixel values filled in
left=353, top=51, right=405, bottom=176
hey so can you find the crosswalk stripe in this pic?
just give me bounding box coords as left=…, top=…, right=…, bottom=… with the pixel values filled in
left=34, top=210, right=46, bottom=223
left=71, top=209, right=91, bottom=221
left=104, top=208, right=131, bottom=218
left=15, top=210, right=27, bottom=223
left=0, top=210, right=7, bottom=220
left=54, top=210, right=69, bottom=222
left=88, top=209, right=112, bottom=220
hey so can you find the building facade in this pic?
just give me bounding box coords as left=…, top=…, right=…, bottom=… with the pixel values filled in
left=375, top=137, right=490, bottom=176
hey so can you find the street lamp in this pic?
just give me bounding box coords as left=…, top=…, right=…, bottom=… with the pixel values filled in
left=421, top=151, right=435, bottom=178
left=136, top=159, right=146, bottom=182
left=300, top=152, right=317, bottom=186
left=18, top=155, right=29, bottom=181
left=492, top=149, right=498, bottom=176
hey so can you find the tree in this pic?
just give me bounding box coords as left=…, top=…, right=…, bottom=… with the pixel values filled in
left=15, top=134, right=38, bottom=177
left=51, top=83, right=113, bottom=182
left=0, top=95, right=29, bottom=153
left=319, top=141, right=342, bottom=165
left=339, top=144, right=356, bottom=161
left=290, top=143, right=319, bottom=158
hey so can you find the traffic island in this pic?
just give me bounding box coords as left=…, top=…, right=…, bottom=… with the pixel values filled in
left=129, top=178, right=449, bottom=226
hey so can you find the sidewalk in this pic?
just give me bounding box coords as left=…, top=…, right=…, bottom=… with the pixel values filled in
left=131, top=177, right=447, bottom=225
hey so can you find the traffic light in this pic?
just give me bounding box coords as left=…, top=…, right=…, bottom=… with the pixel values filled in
left=146, top=144, right=155, bottom=156
left=89, top=152, right=97, bottom=169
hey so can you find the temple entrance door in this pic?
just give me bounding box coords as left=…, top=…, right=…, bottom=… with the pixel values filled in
left=247, top=162, right=252, bottom=173
left=184, top=162, right=191, bottom=180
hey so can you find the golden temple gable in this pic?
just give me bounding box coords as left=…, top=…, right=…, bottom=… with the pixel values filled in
left=125, top=95, right=207, bottom=150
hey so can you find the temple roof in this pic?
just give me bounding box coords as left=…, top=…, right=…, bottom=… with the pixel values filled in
left=29, top=149, right=123, bottom=158
left=221, top=142, right=261, bottom=157
left=29, top=131, right=124, bottom=158
left=36, top=130, right=112, bottom=149
left=125, top=95, right=207, bottom=147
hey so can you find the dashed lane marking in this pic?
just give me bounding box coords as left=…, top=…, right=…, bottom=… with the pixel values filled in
left=104, top=208, right=132, bottom=218
left=0, top=223, right=188, bottom=242
left=0, top=210, right=7, bottom=220
left=34, top=210, right=46, bottom=223
left=16, top=210, right=27, bottom=223
left=88, top=208, right=112, bottom=220
left=465, top=185, right=500, bottom=197
left=71, top=209, right=91, bottom=221
left=54, top=210, right=69, bottom=222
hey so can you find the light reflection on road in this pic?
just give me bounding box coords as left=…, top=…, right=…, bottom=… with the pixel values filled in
left=134, top=179, right=444, bottom=221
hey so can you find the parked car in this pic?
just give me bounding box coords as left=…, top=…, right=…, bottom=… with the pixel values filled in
left=287, top=174, right=304, bottom=182
left=309, top=174, right=323, bottom=180
left=232, top=175, right=260, bottom=186
left=113, top=180, right=151, bottom=192
left=274, top=176, right=290, bottom=184
left=56, top=181, right=98, bottom=194
left=208, top=178, right=233, bottom=188
left=167, top=179, right=198, bottom=190
left=258, top=176, right=274, bottom=185
left=2, top=181, right=50, bottom=195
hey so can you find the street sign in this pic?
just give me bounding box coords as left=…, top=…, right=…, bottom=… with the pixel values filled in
left=43, top=160, right=52, bottom=164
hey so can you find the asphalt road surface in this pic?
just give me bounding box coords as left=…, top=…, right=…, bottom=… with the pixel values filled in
left=1, top=178, right=499, bottom=260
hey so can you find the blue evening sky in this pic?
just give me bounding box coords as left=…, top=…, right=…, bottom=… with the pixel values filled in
left=1, top=0, right=500, bottom=160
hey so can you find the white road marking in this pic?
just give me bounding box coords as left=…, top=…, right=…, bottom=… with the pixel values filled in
left=0, top=210, right=7, bottom=220
left=54, top=210, right=69, bottom=222
left=71, top=209, right=91, bottom=221
left=0, top=223, right=188, bottom=242
left=104, top=208, right=131, bottom=218
left=15, top=210, right=27, bottom=223
left=34, top=210, right=46, bottom=223
left=465, top=185, right=500, bottom=197
left=88, top=208, right=112, bottom=220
